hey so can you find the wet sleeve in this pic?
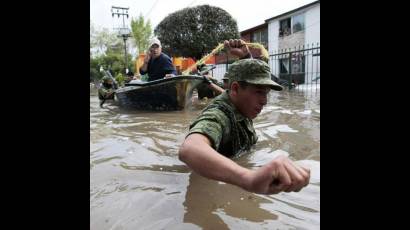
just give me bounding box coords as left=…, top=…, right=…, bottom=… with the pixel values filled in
left=99, top=88, right=114, bottom=99
left=98, top=88, right=107, bottom=98
left=187, top=114, right=224, bottom=150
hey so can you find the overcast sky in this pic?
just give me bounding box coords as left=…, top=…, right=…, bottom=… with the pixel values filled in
left=90, top=0, right=316, bottom=32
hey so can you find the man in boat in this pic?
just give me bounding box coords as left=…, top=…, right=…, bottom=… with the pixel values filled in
left=140, top=37, right=177, bottom=81
left=98, top=76, right=115, bottom=103
left=179, top=39, right=310, bottom=195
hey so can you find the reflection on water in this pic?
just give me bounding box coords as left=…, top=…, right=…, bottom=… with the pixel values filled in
left=183, top=172, right=278, bottom=230
left=90, top=86, right=320, bottom=230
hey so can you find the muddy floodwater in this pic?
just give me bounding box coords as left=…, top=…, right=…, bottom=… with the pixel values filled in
left=90, top=86, right=320, bottom=230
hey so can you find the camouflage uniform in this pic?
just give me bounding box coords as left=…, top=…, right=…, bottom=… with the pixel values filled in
left=216, top=80, right=224, bottom=89
left=188, top=59, right=283, bottom=158
left=222, top=73, right=229, bottom=81
left=98, top=76, right=115, bottom=100
left=189, top=91, right=258, bottom=158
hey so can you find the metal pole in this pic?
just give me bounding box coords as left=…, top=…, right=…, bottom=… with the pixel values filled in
left=288, top=49, right=292, bottom=90
left=124, top=37, right=127, bottom=73
left=316, top=43, right=320, bottom=91
left=112, top=6, right=130, bottom=74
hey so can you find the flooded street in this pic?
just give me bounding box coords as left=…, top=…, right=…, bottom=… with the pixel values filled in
left=90, top=87, right=320, bottom=230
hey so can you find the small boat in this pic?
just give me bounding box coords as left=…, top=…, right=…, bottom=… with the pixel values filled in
left=115, top=75, right=204, bottom=110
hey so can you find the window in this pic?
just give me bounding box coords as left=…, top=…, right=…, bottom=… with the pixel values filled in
left=279, top=18, right=291, bottom=37
left=279, top=13, right=305, bottom=37
left=279, top=54, right=305, bottom=74
left=261, top=29, right=268, bottom=48
left=279, top=58, right=290, bottom=74
left=252, top=32, right=261, bottom=44
left=291, top=53, right=305, bottom=74
left=251, top=28, right=268, bottom=49
left=292, top=14, right=305, bottom=33
left=278, top=54, right=305, bottom=84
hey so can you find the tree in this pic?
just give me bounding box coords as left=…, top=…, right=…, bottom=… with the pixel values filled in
left=90, top=21, right=136, bottom=81
left=96, top=53, right=134, bottom=76
left=154, top=4, right=240, bottom=60
left=90, top=57, right=103, bottom=82
left=130, top=14, right=153, bottom=54
left=115, top=72, right=125, bottom=87
left=90, top=22, right=120, bottom=57
left=90, top=45, right=135, bottom=82
left=90, top=20, right=96, bottom=47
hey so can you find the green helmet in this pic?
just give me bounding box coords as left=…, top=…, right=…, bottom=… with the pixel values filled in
left=102, top=76, right=111, bottom=82
left=222, top=73, right=229, bottom=81
left=225, top=59, right=283, bottom=91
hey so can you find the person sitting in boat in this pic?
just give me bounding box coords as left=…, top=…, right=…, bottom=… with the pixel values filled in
left=140, top=37, right=177, bottom=81
left=98, top=76, right=115, bottom=101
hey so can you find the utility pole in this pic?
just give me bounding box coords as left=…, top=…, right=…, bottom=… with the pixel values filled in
left=111, top=6, right=131, bottom=74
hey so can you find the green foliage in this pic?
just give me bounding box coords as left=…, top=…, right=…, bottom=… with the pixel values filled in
left=92, top=52, right=134, bottom=76
left=115, top=72, right=125, bottom=87
left=154, top=5, right=240, bottom=60
left=90, top=68, right=102, bottom=82
left=90, top=20, right=136, bottom=81
left=90, top=56, right=103, bottom=82
left=90, top=22, right=120, bottom=57
left=131, top=14, right=153, bottom=54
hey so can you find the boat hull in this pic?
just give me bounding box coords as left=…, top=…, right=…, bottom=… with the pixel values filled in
left=115, top=75, right=203, bottom=110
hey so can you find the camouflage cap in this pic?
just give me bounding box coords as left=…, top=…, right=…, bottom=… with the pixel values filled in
left=222, top=73, right=229, bottom=80
left=226, top=59, right=283, bottom=91
left=102, top=76, right=112, bottom=82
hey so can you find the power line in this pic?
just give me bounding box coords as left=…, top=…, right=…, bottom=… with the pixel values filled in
left=111, top=6, right=131, bottom=73
left=145, top=0, right=160, bottom=19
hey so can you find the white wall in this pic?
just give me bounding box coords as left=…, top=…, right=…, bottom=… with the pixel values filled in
left=278, top=31, right=305, bottom=50
left=268, top=21, right=280, bottom=77
left=267, top=3, right=320, bottom=52
left=268, top=21, right=280, bottom=55
left=304, top=5, right=320, bottom=84
left=305, top=4, right=320, bottom=46
left=266, top=3, right=320, bottom=84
